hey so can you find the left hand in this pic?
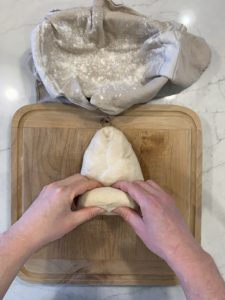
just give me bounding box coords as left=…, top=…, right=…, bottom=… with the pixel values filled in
left=10, top=174, right=104, bottom=251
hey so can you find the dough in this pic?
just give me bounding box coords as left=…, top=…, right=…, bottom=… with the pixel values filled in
left=78, top=126, right=144, bottom=212
left=81, top=126, right=143, bottom=186
left=78, top=187, right=137, bottom=212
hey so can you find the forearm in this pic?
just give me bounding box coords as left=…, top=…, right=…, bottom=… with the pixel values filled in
left=0, top=224, right=37, bottom=299
left=166, top=243, right=225, bottom=300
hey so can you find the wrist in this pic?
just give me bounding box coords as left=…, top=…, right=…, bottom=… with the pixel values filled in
left=165, top=240, right=211, bottom=281
left=7, top=220, right=42, bottom=255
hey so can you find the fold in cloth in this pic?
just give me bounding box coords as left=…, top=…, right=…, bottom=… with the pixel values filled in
left=31, top=0, right=210, bottom=115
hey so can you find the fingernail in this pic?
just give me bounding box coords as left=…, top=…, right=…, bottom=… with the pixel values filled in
left=96, top=208, right=106, bottom=214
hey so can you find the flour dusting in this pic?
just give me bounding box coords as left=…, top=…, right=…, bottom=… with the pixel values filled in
left=47, top=38, right=146, bottom=98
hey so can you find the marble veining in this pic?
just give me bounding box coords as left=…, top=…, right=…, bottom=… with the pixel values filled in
left=1, top=0, right=225, bottom=299
left=0, top=147, right=10, bottom=152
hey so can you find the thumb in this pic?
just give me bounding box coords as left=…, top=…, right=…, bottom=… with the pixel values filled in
left=71, top=207, right=105, bottom=227
left=113, top=207, right=143, bottom=234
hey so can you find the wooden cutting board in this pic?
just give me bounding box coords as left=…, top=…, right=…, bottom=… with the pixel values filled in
left=11, top=103, right=202, bottom=285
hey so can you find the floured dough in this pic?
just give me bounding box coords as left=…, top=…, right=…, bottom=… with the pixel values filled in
left=78, top=126, right=144, bottom=212
left=78, top=187, right=137, bottom=212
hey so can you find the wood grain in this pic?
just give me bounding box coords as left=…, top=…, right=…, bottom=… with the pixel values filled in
left=11, top=103, right=202, bottom=285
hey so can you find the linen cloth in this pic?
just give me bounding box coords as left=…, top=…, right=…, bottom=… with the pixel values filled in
left=31, top=0, right=211, bottom=115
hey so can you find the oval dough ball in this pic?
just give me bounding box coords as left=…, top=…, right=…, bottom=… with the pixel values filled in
left=81, top=126, right=144, bottom=186
left=78, top=187, right=137, bottom=212
left=79, top=126, right=144, bottom=212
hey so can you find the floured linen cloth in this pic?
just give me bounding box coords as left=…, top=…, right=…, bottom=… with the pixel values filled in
left=31, top=0, right=210, bottom=115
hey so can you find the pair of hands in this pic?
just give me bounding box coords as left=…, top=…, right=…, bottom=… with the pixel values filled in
left=11, top=174, right=199, bottom=263
left=7, top=174, right=225, bottom=300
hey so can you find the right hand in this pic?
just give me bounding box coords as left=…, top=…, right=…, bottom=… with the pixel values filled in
left=113, top=180, right=203, bottom=264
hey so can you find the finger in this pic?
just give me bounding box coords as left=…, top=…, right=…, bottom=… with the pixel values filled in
left=113, top=207, right=143, bottom=235
left=112, top=181, right=154, bottom=209
left=135, top=180, right=160, bottom=198
left=146, top=180, right=171, bottom=200
left=146, top=179, right=163, bottom=191
left=71, top=207, right=105, bottom=227
left=55, top=174, right=87, bottom=186
left=68, top=179, right=102, bottom=200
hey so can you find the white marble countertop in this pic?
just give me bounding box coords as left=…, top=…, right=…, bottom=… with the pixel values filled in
left=1, top=0, right=225, bottom=299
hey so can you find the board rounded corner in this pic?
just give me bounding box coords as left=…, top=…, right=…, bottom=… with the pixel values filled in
left=11, top=103, right=70, bottom=128
left=11, top=104, right=37, bottom=128
left=175, top=105, right=202, bottom=132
